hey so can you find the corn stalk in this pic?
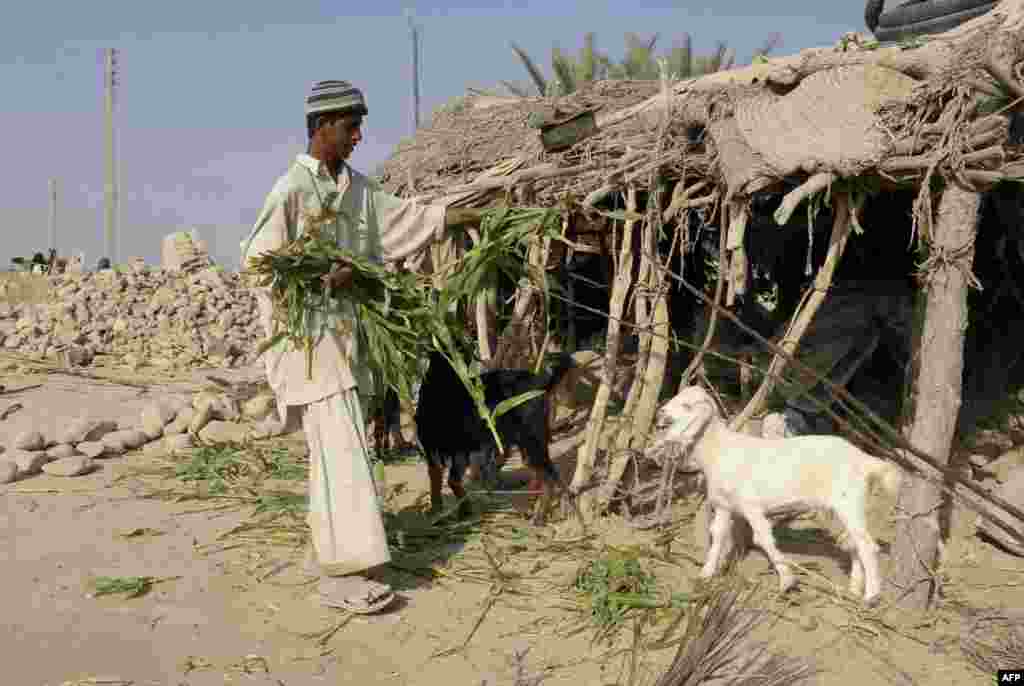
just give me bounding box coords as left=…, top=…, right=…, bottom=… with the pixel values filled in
left=245, top=205, right=562, bottom=454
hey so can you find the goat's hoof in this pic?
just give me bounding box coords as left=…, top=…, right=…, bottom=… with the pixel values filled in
left=863, top=592, right=881, bottom=608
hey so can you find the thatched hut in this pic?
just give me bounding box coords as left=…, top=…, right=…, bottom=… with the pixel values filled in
left=377, top=3, right=1024, bottom=609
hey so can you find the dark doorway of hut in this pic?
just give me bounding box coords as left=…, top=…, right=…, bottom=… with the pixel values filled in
left=680, top=181, right=1024, bottom=455
left=571, top=177, right=1024, bottom=523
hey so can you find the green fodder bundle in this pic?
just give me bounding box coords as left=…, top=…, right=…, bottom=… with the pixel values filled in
left=244, top=205, right=563, bottom=452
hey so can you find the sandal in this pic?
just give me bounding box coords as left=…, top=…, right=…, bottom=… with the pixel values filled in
left=318, top=576, right=396, bottom=614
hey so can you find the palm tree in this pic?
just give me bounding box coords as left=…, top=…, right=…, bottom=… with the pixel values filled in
left=607, top=32, right=662, bottom=80
left=508, top=31, right=782, bottom=97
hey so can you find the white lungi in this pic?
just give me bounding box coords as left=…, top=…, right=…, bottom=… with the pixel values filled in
left=296, top=389, right=390, bottom=576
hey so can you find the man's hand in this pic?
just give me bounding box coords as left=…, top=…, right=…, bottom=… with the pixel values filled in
left=321, top=258, right=354, bottom=293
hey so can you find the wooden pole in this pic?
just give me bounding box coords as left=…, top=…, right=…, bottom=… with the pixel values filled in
left=886, top=184, right=980, bottom=611
left=48, top=179, right=57, bottom=254
left=572, top=187, right=639, bottom=518
left=407, top=11, right=421, bottom=133
left=103, top=48, right=118, bottom=264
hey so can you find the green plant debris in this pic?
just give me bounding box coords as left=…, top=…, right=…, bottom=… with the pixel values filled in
left=116, top=527, right=165, bottom=540
left=174, top=443, right=251, bottom=494
left=257, top=445, right=307, bottom=480
left=90, top=575, right=179, bottom=599
left=253, top=493, right=308, bottom=516
left=574, top=549, right=659, bottom=629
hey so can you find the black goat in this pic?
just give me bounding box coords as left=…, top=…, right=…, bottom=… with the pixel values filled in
left=414, top=350, right=574, bottom=523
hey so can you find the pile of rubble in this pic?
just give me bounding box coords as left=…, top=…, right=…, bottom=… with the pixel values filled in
left=0, top=388, right=282, bottom=484
left=0, top=264, right=264, bottom=370
left=161, top=229, right=213, bottom=273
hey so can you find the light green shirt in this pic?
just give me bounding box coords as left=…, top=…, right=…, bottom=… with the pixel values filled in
left=242, top=153, right=447, bottom=406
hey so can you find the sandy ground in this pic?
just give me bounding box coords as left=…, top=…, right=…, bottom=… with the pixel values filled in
left=2, top=360, right=1023, bottom=686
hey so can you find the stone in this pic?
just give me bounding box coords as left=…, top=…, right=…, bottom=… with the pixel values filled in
left=161, top=395, right=191, bottom=416
left=65, top=344, right=95, bottom=367
left=100, top=432, right=128, bottom=455
left=140, top=421, right=164, bottom=442
left=0, top=266, right=262, bottom=369
left=11, top=430, right=46, bottom=451
left=0, top=460, right=18, bottom=483
left=142, top=440, right=169, bottom=457
left=128, top=256, right=147, bottom=274
left=242, top=394, right=275, bottom=420
left=189, top=391, right=239, bottom=421
left=140, top=400, right=177, bottom=439
left=12, top=450, right=49, bottom=476
left=164, top=433, right=194, bottom=453
left=163, top=418, right=187, bottom=436
left=59, top=417, right=117, bottom=444
left=250, top=416, right=287, bottom=439
left=192, top=391, right=220, bottom=413
left=117, top=429, right=149, bottom=450
left=46, top=444, right=77, bottom=460
left=42, top=456, right=94, bottom=477
left=188, top=402, right=214, bottom=435
left=198, top=420, right=250, bottom=445
left=215, top=395, right=240, bottom=421
left=76, top=441, right=107, bottom=459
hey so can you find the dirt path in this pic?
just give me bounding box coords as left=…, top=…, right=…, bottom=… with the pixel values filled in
left=2, top=365, right=1022, bottom=685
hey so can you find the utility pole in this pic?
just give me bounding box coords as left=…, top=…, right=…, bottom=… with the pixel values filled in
left=406, top=10, right=421, bottom=132
left=48, top=179, right=57, bottom=254
left=103, top=48, right=119, bottom=264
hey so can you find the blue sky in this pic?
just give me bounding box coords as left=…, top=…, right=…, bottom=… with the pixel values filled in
left=0, top=1, right=870, bottom=270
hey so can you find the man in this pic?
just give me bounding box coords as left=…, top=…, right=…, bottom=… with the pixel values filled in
left=762, top=280, right=912, bottom=437
left=241, top=80, right=483, bottom=614
left=29, top=252, right=47, bottom=274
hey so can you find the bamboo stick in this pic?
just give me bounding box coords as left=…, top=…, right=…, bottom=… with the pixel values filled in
left=773, top=172, right=836, bottom=227
left=571, top=186, right=639, bottom=517
left=725, top=201, right=750, bottom=307
left=599, top=189, right=673, bottom=513
left=467, top=226, right=498, bottom=365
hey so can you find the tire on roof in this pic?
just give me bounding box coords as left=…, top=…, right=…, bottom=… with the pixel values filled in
left=867, top=0, right=996, bottom=41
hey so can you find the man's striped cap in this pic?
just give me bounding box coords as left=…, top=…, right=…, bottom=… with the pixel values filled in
left=305, top=80, right=368, bottom=117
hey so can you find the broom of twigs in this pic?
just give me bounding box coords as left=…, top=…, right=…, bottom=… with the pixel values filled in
left=652, top=577, right=819, bottom=686
left=243, top=204, right=565, bottom=454
left=959, top=610, right=1024, bottom=677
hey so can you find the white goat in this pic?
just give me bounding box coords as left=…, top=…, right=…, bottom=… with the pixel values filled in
left=649, top=386, right=902, bottom=604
